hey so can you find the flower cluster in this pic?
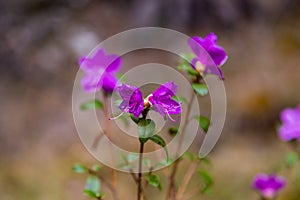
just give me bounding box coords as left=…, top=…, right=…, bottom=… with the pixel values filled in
left=79, top=48, right=122, bottom=94
left=188, top=32, right=227, bottom=79
left=278, top=104, right=300, bottom=142
left=252, top=173, right=286, bottom=199
left=118, top=81, right=181, bottom=120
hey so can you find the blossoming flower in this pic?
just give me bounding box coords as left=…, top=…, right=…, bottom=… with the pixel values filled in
left=188, top=32, right=227, bottom=79
left=117, top=82, right=181, bottom=120
left=148, top=81, right=181, bottom=121
left=118, top=84, right=144, bottom=118
left=252, top=173, right=286, bottom=199
left=278, top=104, right=300, bottom=142
left=79, top=48, right=121, bottom=94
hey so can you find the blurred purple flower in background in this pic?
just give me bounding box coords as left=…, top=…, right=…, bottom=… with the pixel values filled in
left=118, top=84, right=144, bottom=118
left=188, top=32, right=227, bottom=79
left=79, top=48, right=122, bottom=94
left=252, top=173, right=286, bottom=199
left=149, top=81, right=181, bottom=121
left=278, top=105, right=300, bottom=142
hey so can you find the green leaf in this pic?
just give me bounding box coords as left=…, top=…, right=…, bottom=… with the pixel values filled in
left=168, top=127, right=178, bottom=136
left=138, top=119, right=155, bottom=141
left=127, top=153, right=139, bottom=163
left=83, top=189, right=104, bottom=199
left=184, top=152, right=197, bottom=161
left=116, top=73, right=127, bottom=82
left=285, top=152, right=298, bottom=168
left=72, top=164, right=88, bottom=173
left=192, top=83, right=208, bottom=96
left=114, top=99, right=123, bottom=107
left=85, top=175, right=101, bottom=195
left=195, top=116, right=210, bottom=133
left=200, top=157, right=212, bottom=167
left=130, top=114, right=140, bottom=124
left=155, top=157, right=174, bottom=168
left=177, top=63, right=199, bottom=76
left=198, top=170, right=213, bottom=193
left=146, top=174, right=162, bottom=190
left=143, top=159, right=151, bottom=167
left=118, top=114, right=130, bottom=127
left=92, top=165, right=102, bottom=172
left=150, top=135, right=168, bottom=160
left=81, top=100, right=103, bottom=110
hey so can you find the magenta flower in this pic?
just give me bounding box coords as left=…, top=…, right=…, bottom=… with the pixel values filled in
left=117, top=84, right=144, bottom=118
left=188, top=33, right=227, bottom=79
left=252, top=173, right=286, bottom=199
left=79, top=48, right=121, bottom=94
left=148, top=81, right=181, bottom=120
left=117, top=82, right=181, bottom=120
left=278, top=105, right=300, bottom=142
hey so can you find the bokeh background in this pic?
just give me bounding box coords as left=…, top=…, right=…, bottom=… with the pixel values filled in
left=1, top=0, right=300, bottom=199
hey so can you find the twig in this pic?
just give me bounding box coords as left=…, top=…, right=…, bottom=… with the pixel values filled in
left=166, top=91, right=195, bottom=200
left=137, top=142, right=145, bottom=200
left=181, top=188, right=200, bottom=200
left=130, top=169, right=139, bottom=184
left=103, top=94, right=117, bottom=186
left=176, top=162, right=199, bottom=200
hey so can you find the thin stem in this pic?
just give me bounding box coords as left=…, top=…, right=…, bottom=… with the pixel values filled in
left=130, top=169, right=139, bottom=184
left=137, top=142, right=145, bottom=200
left=102, top=93, right=118, bottom=198
left=181, top=188, right=200, bottom=200
left=166, top=91, right=195, bottom=200
left=176, top=162, right=199, bottom=200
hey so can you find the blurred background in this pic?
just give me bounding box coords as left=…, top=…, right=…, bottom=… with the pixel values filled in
left=1, top=0, right=300, bottom=199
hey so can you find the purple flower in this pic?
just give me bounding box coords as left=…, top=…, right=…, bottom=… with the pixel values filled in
left=117, top=82, right=182, bottom=120
left=118, top=84, right=144, bottom=118
left=148, top=81, right=181, bottom=120
left=188, top=33, right=227, bottom=79
left=252, top=173, right=286, bottom=199
left=79, top=48, right=121, bottom=94
left=278, top=105, right=300, bottom=142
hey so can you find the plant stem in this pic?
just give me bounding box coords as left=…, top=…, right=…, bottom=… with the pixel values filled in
left=137, top=142, right=145, bottom=200
left=176, top=162, right=199, bottom=200
left=166, top=91, right=195, bottom=200
left=102, top=93, right=118, bottom=198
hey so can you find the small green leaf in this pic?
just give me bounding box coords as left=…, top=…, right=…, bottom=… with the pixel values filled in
left=143, top=159, right=151, bottom=167
left=72, top=164, right=88, bottom=173
left=150, top=135, right=168, bottom=160
left=168, top=127, right=178, bottom=136
left=85, top=175, right=101, bottom=195
left=195, top=116, right=210, bottom=133
left=130, top=114, right=140, bottom=124
left=155, top=157, right=174, bottom=168
left=146, top=174, right=162, bottom=190
left=118, top=114, right=130, bottom=127
left=285, top=152, right=298, bottom=168
left=200, top=157, right=212, bottom=167
left=172, top=96, right=187, bottom=104
left=127, top=153, right=139, bottom=163
left=81, top=100, right=103, bottom=110
left=92, top=165, right=102, bottom=172
left=177, top=63, right=199, bottom=76
left=198, top=170, right=213, bottom=193
left=83, top=190, right=104, bottom=199
left=138, top=119, right=155, bottom=140
left=116, top=73, right=127, bottom=82
left=184, top=152, right=197, bottom=161
left=114, top=99, right=123, bottom=107
left=192, top=83, right=208, bottom=96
